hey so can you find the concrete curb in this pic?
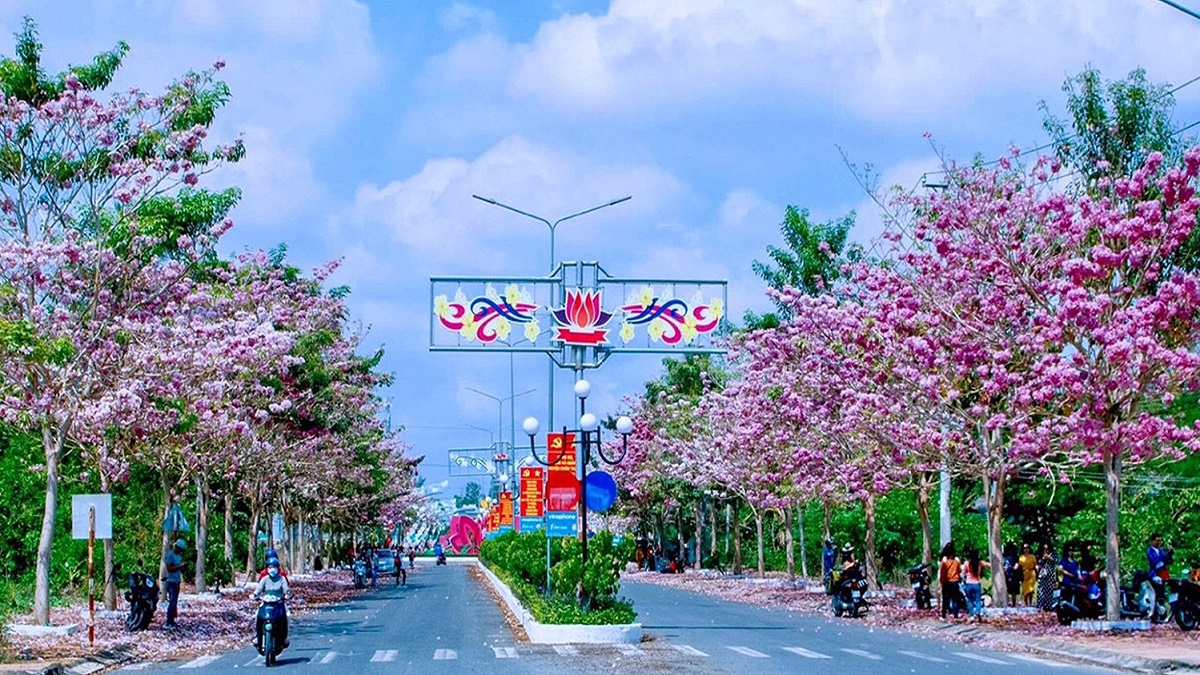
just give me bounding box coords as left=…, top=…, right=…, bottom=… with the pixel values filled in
left=475, top=561, right=642, bottom=644
left=926, top=621, right=1197, bottom=674
left=0, top=644, right=136, bottom=675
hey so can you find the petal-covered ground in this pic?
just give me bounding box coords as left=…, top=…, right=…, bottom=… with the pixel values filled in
left=3, top=568, right=404, bottom=665
left=622, top=570, right=1200, bottom=663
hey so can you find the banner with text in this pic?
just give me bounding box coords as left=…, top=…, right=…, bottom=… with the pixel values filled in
left=546, top=432, right=578, bottom=537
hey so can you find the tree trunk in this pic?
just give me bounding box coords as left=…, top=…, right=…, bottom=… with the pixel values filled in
left=1104, top=447, right=1122, bottom=621
left=195, top=475, right=209, bottom=593
left=784, top=506, right=796, bottom=581
left=99, top=471, right=117, bottom=610
left=754, top=508, right=765, bottom=578
left=710, top=501, right=718, bottom=561
left=245, top=505, right=260, bottom=579
left=822, top=500, right=831, bottom=541
left=298, top=510, right=308, bottom=575
left=224, top=493, right=235, bottom=566
left=676, top=509, right=686, bottom=569
left=158, top=467, right=173, bottom=600
left=693, top=502, right=703, bottom=570
left=865, top=493, right=880, bottom=591
left=797, top=504, right=808, bottom=579
left=984, top=471, right=1009, bottom=607
left=33, top=427, right=63, bottom=625
left=918, top=474, right=933, bottom=565
left=732, top=503, right=743, bottom=575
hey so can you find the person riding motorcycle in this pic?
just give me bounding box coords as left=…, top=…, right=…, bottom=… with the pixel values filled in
left=253, top=560, right=292, bottom=650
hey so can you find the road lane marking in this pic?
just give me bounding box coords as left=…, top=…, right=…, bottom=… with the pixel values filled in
left=433, top=649, right=458, bottom=660
left=899, top=650, right=949, bottom=662
left=841, top=648, right=882, bottom=660
left=616, top=644, right=645, bottom=656
left=492, top=646, right=519, bottom=659
left=553, top=645, right=578, bottom=656
left=180, top=655, right=220, bottom=669
left=672, top=645, right=709, bottom=657
left=242, top=656, right=264, bottom=667
left=1006, top=653, right=1068, bottom=667
left=955, top=652, right=1009, bottom=664
left=727, top=646, right=769, bottom=658
left=318, top=651, right=338, bottom=664
left=782, top=647, right=832, bottom=659
left=370, top=649, right=398, bottom=662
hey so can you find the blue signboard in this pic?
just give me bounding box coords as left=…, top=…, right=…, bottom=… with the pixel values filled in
left=546, top=511, right=577, bottom=537
left=585, top=471, right=618, bottom=513
left=519, top=516, right=545, bottom=532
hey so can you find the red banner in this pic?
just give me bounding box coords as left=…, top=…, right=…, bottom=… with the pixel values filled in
left=499, top=491, right=514, bottom=527
left=546, top=432, right=578, bottom=512
left=519, top=467, right=544, bottom=517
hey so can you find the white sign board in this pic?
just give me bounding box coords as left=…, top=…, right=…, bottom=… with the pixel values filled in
left=72, top=494, right=113, bottom=540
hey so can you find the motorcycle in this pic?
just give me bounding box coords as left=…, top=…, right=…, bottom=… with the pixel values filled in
left=1119, top=570, right=1173, bottom=624
left=1056, top=571, right=1105, bottom=625
left=907, top=562, right=932, bottom=610
left=831, top=564, right=870, bottom=618
left=436, top=552, right=447, bottom=566
left=352, top=558, right=367, bottom=588
left=255, top=591, right=288, bottom=667
left=1174, top=578, right=1200, bottom=631
left=123, top=571, right=158, bottom=631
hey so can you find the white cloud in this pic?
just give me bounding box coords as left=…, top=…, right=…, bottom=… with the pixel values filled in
left=490, top=0, right=1200, bottom=122
left=441, top=3, right=499, bottom=33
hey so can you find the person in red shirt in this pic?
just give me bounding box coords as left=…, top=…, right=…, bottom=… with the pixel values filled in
left=257, top=548, right=290, bottom=582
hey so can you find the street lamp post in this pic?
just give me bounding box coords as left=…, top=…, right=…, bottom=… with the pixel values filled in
left=471, top=195, right=632, bottom=439
left=522, top=379, right=632, bottom=610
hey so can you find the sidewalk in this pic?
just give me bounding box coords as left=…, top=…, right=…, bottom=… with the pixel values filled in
left=624, top=570, right=1200, bottom=673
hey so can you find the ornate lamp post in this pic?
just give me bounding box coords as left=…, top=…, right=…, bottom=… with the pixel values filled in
left=523, top=378, right=631, bottom=609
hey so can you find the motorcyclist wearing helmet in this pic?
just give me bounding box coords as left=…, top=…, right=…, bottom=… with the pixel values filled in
left=257, top=548, right=290, bottom=582
left=840, top=543, right=862, bottom=577
left=253, top=560, right=292, bottom=648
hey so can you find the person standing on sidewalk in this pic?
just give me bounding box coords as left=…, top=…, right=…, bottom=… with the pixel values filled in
left=938, top=542, right=964, bottom=619
left=1036, top=543, right=1057, bottom=610
left=1018, top=543, right=1038, bottom=606
left=962, top=549, right=990, bottom=622
left=163, top=538, right=185, bottom=629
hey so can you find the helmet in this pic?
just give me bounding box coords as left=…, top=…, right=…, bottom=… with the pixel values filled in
left=265, top=548, right=277, bottom=560
left=841, top=543, right=855, bottom=553
left=174, top=539, right=186, bottom=551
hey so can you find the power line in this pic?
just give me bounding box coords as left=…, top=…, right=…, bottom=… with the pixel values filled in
left=1154, top=0, right=1200, bottom=22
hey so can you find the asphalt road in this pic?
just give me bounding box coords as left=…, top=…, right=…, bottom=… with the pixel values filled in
left=123, top=563, right=1122, bottom=674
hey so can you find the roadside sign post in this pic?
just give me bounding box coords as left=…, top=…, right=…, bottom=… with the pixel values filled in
left=72, top=494, right=112, bottom=646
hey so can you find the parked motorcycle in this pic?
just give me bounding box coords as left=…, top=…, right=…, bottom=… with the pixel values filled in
left=1119, top=569, right=1173, bottom=624
left=352, top=558, right=367, bottom=588
left=1056, top=571, right=1105, bottom=625
left=1175, top=579, right=1200, bottom=631
left=907, top=562, right=932, bottom=610
left=123, top=571, right=158, bottom=631
left=832, top=564, right=870, bottom=618
left=255, top=591, right=288, bottom=667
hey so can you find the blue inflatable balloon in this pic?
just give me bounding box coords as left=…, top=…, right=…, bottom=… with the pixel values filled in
left=585, top=471, right=618, bottom=513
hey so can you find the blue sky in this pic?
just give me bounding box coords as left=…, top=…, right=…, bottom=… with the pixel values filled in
left=7, top=1, right=1200, bottom=499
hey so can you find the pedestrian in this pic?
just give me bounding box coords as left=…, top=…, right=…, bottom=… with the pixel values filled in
left=393, top=548, right=406, bottom=586
left=822, top=538, right=836, bottom=595
left=408, top=546, right=416, bottom=569
left=1018, top=543, right=1037, bottom=606
left=1002, top=543, right=1020, bottom=607
left=367, top=547, right=377, bottom=587
left=938, top=542, right=963, bottom=619
left=163, top=538, right=185, bottom=629
left=1148, top=533, right=1173, bottom=582
left=962, top=549, right=990, bottom=622
left=1036, top=543, right=1057, bottom=611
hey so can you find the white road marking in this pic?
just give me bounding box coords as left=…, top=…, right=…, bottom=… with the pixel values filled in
left=616, top=643, right=644, bottom=656
left=956, top=652, right=1010, bottom=664
left=841, top=648, right=882, bottom=660
left=318, top=651, right=339, bottom=664
left=899, top=650, right=949, bottom=662
left=782, top=646, right=832, bottom=659
left=121, top=664, right=152, bottom=671
left=553, top=645, right=578, bottom=656
left=1006, top=653, right=1068, bottom=667
left=179, top=655, right=220, bottom=669
left=492, top=646, right=519, bottom=659
left=727, top=646, right=769, bottom=658
left=672, top=645, right=710, bottom=657
left=370, top=649, right=398, bottom=662
left=433, top=648, right=458, bottom=660
left=242, top=656, right=264, bottom=667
